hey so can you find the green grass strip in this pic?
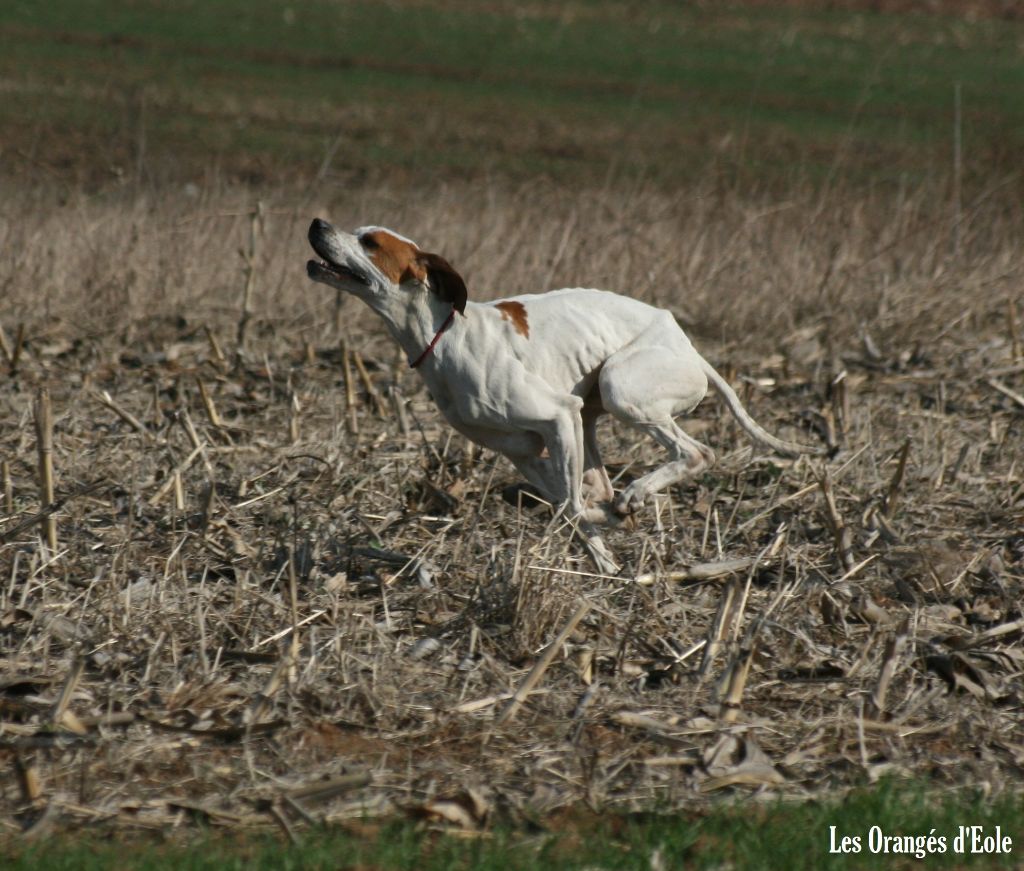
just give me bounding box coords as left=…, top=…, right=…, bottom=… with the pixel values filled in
left=4, top=780, right=1022, bottom=870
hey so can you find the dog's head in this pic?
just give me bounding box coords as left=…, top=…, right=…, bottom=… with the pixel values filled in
left=306, top=218, right=467, bottom=315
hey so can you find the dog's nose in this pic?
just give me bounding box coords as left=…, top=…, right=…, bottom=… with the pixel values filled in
left=308, top=217, right=332, bottom=242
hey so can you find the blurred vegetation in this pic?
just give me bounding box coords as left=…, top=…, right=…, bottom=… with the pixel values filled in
left=2, top=1, right=1022, bottom=191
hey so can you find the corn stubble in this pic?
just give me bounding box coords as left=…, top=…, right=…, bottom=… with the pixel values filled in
left=0, top=174, right=1021, bottom=839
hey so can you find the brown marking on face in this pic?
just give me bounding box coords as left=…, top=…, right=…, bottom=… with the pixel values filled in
left=362, top=230, right=425, bottom=285
left=495, top=301, right=530, bottom=338
left=362, top=230, right=468, bottom=313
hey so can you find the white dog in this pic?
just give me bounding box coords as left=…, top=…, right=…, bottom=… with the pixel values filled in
left=307, top=218, right=818, bottom=572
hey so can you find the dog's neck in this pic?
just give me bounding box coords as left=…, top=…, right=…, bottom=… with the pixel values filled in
left=376, top=289, right=459, bottom=367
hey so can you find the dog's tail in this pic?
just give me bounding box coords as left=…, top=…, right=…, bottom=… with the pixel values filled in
left=699, top=357, right=824, bottom=458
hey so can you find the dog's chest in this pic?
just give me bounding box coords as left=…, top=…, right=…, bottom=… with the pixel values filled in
left=420, top=349, right=525, bottom=423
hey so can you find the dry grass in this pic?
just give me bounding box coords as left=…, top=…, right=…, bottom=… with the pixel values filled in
left=0, top=174, right=1022, bottom=840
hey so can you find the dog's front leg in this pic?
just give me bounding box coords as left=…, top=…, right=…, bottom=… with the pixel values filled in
left=537, top=401, right=620, bottom=576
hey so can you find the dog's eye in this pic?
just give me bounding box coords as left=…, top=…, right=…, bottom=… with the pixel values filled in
left=359, top=234, right=379, bottom=250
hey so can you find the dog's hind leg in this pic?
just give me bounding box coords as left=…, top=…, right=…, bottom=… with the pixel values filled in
left=598, top=343, right=715, bottom=515
left=612, top=420, right=714, bottom=515
left=581, top=410, right=614, bottom=508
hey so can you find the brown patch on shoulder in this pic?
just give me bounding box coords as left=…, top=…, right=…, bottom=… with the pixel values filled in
left=495, top=301, right=530, bottom=338
left=362, top=230, right=425, bottom=285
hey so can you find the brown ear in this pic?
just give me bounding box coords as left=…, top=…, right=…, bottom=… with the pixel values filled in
left=417, top=252, right=467, bottom=315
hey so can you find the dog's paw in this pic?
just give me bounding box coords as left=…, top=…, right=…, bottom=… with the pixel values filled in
left=581, top=501, right=624, bottom=526
left=613, top=488, right=645, bottom=516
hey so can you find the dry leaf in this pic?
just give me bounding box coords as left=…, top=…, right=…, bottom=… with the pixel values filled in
left=408, top=789, right=489, bottom=830
left=701, top=734, right=785, bottom=790
left=851, top=594, right=891, bottom=625
left=924, top=653, right=1003, bottom=700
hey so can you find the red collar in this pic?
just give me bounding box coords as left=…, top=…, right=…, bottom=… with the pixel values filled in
left=409, top=308, right=457, bottom=369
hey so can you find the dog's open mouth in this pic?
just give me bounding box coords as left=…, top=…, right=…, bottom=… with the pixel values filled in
left=306, top=258, right=369, bottom=285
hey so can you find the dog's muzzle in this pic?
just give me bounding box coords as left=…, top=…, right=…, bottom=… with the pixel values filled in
left=307, top=218, right=370, bottom=285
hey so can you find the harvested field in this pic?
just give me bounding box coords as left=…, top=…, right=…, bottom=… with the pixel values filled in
left=1, top=174, right=1022, bottom=843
